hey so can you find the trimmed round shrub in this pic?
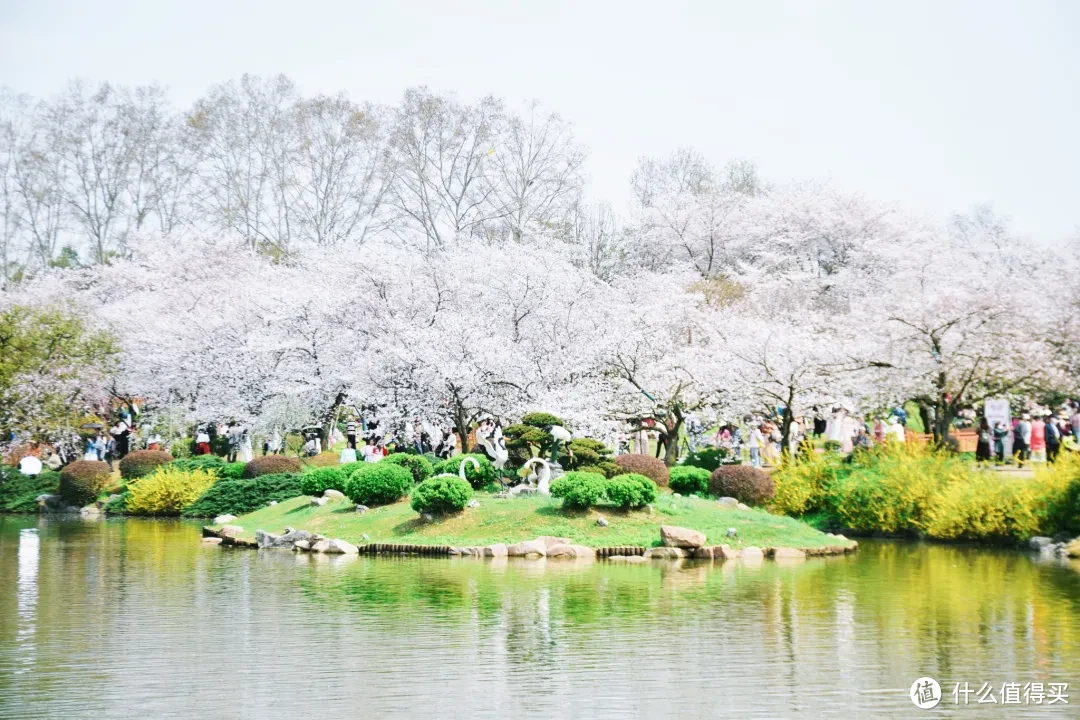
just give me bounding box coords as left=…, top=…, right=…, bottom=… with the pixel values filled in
left=242, top=455, right=303, bottom=478
left=682, top=447, right=729, bottom=472
left=670, top=465, right=710, bottom=495
left=339, top=460, right=367, bottom=479
left=550, top=471, right=606, bottom=509
left=300, top=467, right=347, bottom=496
left=383, top=453, right=433, bottom=484
left=59, top=460, right=111, bottom=506
left=613, top=453, right=670, bottom=487
left=220, top=461, right=247, bottom=480
left=118, top=449, right=174, bottom=480
left=170, top=455, right=226, bottom=473
left=709, top=465, right=775, bottom=505
left=431, top=453, right=496, bottom=489
left=182, top=472, right=303, bottom=518
left=345, top=463, right=413, bottom=506
left=606, top=473, right=658, bottom=509
left=411, top=474, right=473, bottom=514
left=125, top=467, right=216, bottom=516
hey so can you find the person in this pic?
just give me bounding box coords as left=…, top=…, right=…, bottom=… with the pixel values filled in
left=887, top=415, right=906, bottom=443
left=1030, top=414, right=1046, bottom=463
left=238, top=427, right=254, bottom=462
left=346, top=417, right=358, bottom=450
left=226, top=422, right=241, bottom=462
left=1071, top=402, right=1080, bottom=446
left=1014, top=413, right=1032, bottom=468
left=147, top=432, right=163, bottom=451
left=1045, top=415, right=1062, bottom=464
left=873, top=417, right=886, bottom=445
left=747, top=424, right=764, bottom=468
left=84, top=433, right=101, bottom=462
left=992, top=422, right=1008, bottom=462
left=434, top=427, right=457, bottom=459
left=102, top=433, right=116, bottom=471
left=302, top=433, right=318, bottom=457
left=687, top=414, right=704, bottom=454
left=976, top=417, right=993, bottom=462
left=892, top=406, right=908, bottom=426
left=812, top=407, right=827, bottom=438
left=110, top=416, right=130, bottom=459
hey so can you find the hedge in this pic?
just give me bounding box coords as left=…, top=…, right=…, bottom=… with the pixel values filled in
left=182, top=473, right=303, bottom=518
left=382, top=453, right=433, bottom=483
left=709, top=465, right=775, bottom=506
left=613, top=454, right=670, bottom=487
left=411, top=474, right=473, bottom=514
left=344, top=463, right=413, bottom=506
left=118, top=450, right=174, bottom=480
left=242, top=455, right=303, bottom=478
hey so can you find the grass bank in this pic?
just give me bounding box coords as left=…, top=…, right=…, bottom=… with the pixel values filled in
left=213, top=492, right=848, bottom=550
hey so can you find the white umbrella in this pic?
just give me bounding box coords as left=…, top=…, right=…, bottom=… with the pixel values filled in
left=19, top=456, right=43, bottom=476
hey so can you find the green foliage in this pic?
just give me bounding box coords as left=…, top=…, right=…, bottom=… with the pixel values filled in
left=242, top=455, right=303, bottom=478
left=564, top=438, right=614, bottom=470
left=339, top=461, right=367, bottom=478
left=605, top=473, right=658, bottom=509
left=59, top=460, right=111, bottom=506
left=0, top=303, right=119, bottom=441
left=118, top=450, right=174, bottom=480
left=709, top=465, right=775, bottom=505
left=182, top=473, right=303, bottom=518
left=410, top=474, right=473, bottom=514
left=504, top=411, right=567, bottom=463
left=550, top=471, right=606, bottom=509
left=521, top=412, right=565, bottom=428
left=0, top=467, right=60, bottom=511
left=104, top=491, right=128, bottom=514
left=344, top=463, right=413, bottom=505
left=299, top=467, right=347, bottom=496
left=169, top=455, right=226, bottom=473
left=681, top=447, right=730, bottom=472
left=125, top=467, right=217, bottom=515
left=431, top=454, right=496, bottom=489
left=220, top=462, right=247, bottom=480
left=669, top=465, right=710, bottom=495
left=613, top=453, right=670, bottom=487
left=382, top=453, right=433, bottom=483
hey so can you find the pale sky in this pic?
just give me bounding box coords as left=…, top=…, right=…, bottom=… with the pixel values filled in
left=2, top=0, right=1078, bottom=241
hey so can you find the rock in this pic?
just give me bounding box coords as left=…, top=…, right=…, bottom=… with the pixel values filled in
left=1063, top=539, right=1080, bottom=558
left=717, top=497, right=739, bottom=508
left=269, top=501, right=277, bottom=506
left=1029, top=536, right=1054, bottom=551
left=596, top=516, right=609, bottom=527
left=509, top=484, right=536, bottom=496
left=323, top=489, right=346, bottom=500
left=201, top=537, right=223, bottom=545
left=692, top=546, right=716, bottom=559
left=483, top=544, right=508, bottom=557
left=535, top=536, right=573, bottom=549
left=607, top=555, right=648, bottom=563
left=467, top=499, right=480, bottom=508
left=361, top=533, right=370, bottom=541
left=716, top=544, right=740, bottom=560
left=673, top=493, right=682, bottom=498
left=323, top=538, right=359, bottom=554
left=214, top=514, right=238, bottom=525
left=660, top=525, right=706, bottom=548
left=493, top=492, right=511, bottom=499
left=644, top=547, right=689, bottom=559
left=741, top=546, right=764, bottom=562
left=219, top=525, right=245, bottom=538
left=736, top=503, right=750, bottom=511
left=293, top=540, right=311, bottom=551
left=546, top=544, right=596, bottom=559
left=310, top=496, right=328, bottom=507
left=646, top=505, right=654, bottom=515
left=507, top=539, right=547, bottom=557
left=834, top=534, right=848, bottom=542
left=36, top=494, right=62, bottom=510
left=1053, top=532, right=1073, bottom=544
left=284, top=527, right=295, bottom=534
left=774, top=547, right=806, bottom=561
left=355, top=505, right=369, bottom=514
left=257, top=529, right=314, bottom=549
left=726, top=528, right=737, bottom=538
left=451, top=546, right=483, bottom=556
left=421, top=513, right=434, bottom=522
left=311, top=539, right=330, bottom=552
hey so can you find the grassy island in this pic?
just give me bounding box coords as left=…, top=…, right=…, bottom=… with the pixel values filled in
left=211, top=492, right=851, bottom=551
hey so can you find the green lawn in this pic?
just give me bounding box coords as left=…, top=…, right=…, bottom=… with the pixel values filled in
left=214, top=492, right=849, bottom=550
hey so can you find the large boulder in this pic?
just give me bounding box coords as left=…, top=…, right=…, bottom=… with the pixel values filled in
left=256, top=529, right=314, bottom=549
left=716, top=497, right=739, bottom=508
left=1064, top=539, right=1080, bottom=558
left=483, top=544, right=508, bottom=558
left=644, top=547, right=689, bottom=559
left=774, top=547, right=806, bottom=561
left=323, top=489, right=346, bottom=500
left=1029, top=536, right=1053, bottom=551
left=546, top=544, right=596, bottom=559
left=507, top=539, right=547, bottom=557
left=741, top=546, right=764, bottom=562
left=219, top=525, right=245, bottom=538
left=535, top=536, right=572, bottom=549
left=214, top=514, right=238, bottom=525
left=311, top=538, right=359, bottom=554
left=660, top=525, right=706, bottom=548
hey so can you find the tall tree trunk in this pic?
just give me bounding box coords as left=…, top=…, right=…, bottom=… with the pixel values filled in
left=779, top=387, right=795, bottom=457
left=321, top=390, right=347, bottom=450
left=663, top=416, right=684, bottom=467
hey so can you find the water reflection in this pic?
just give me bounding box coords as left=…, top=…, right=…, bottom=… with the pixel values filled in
left=0, top=516, right=1079, bottom=719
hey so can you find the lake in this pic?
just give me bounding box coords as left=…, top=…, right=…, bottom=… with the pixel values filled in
left=1, top=515, right=1078, bottom=718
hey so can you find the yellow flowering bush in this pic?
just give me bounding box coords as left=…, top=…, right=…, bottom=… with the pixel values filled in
left=125, top=467, right=217, bottom=516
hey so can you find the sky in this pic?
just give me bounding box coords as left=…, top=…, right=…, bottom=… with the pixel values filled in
left=1, top=0, right=1078, bottom=241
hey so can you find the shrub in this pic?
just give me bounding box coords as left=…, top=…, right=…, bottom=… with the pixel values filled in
left=411, top=474, right=473, bottom=514
left=669, top=466, right=710, bottom=495
left=169, top=455, right=226, bottom=473
left=924, top=474, right=1042, bottom=541
left=550, top=471, right=606, bottom=509
left=118, top=450, right=174, bottom=480
left=0, top=467, right=60, bottom=512
left=431, top=453, right=496, bottom=489
left=504, top=411, right=567, bottom=465
left=682, top=447, right=729, bottom=472
left=344, top=463, right=413, bottom=505
left=182, top=473, right=303, bottom=518
left=605, top=473, right=658, bottom=509
left=383, top=453, right=433, bottom=483
left=613, top=454, right=670, bottom=487
left=770, top=450, right=848, bottom=517
left=220, top=462, right=247, bottom=480
left=125, top=467, right=217, bottom=515
left=242, top=455, right=303, bottom=478
left=709, top=465, right=775, bottom=505
left=299, top=467, right=347, bottom=496
left=563, top=438, right=615, bottom=471
left=339, top=460, right=367, bottom=478
left=59, top=460, right=112, bottom=506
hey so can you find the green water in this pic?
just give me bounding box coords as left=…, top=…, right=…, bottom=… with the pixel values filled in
left=1, top=515, right=1078, bottom=718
